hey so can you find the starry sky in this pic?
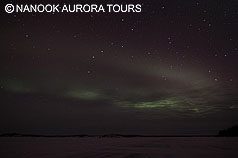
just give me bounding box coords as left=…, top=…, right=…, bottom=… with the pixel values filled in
left=0, top=0, right=238, bottom=135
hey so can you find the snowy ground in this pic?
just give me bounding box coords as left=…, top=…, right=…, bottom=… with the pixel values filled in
left=0, top=137, right=238, bottom=158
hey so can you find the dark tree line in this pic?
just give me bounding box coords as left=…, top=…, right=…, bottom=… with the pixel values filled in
left=218, top=125, right=238, bottom=137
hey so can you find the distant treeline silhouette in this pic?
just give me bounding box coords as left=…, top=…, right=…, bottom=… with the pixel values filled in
left=1, top=126, right=238, bottom=137
left=218, top=125, right=238, bottom=137
left=0, top=133, right=214, bottom=137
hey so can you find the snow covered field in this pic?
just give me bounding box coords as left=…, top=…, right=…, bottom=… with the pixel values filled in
left=0, top=137, right=238, bottom=158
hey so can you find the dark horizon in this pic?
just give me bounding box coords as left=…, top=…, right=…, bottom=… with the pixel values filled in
left=0, top=132, right=222, bottom=137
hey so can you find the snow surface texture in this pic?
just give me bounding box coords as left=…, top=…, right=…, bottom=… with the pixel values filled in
left=0, top=137, right=238, bottom=158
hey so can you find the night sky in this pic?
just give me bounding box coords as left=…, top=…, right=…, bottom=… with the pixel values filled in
left=0, top=0, right=238, bottom=135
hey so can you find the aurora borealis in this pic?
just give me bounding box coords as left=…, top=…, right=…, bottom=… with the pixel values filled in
left=0, top=0, right=238, bottom=135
